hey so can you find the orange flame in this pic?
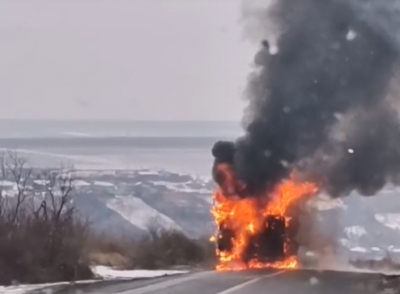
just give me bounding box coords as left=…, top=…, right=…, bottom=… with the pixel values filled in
left=211, top=163, right=318, bottom=271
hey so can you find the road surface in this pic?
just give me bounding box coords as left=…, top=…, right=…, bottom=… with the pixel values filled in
left=51, top=268, right=400, bottom=294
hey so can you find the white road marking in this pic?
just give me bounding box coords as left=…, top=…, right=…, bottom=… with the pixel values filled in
left=215, top=271, right=285, bottom=294
left=119, top=271, right=214, bottom=294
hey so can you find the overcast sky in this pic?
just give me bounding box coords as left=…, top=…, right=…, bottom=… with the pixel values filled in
left=0, top=0, right=256, bottom=121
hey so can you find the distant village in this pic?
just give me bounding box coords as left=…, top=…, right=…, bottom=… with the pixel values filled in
left=0, top=166, right=215, bottom=237
left=0, top=168, right=213, bottom=198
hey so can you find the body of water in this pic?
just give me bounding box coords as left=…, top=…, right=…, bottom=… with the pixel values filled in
left=0, top=120, right=242, bottom=175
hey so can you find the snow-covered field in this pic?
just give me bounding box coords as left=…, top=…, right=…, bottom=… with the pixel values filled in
left=305, top=190, right=400, bottom=270
left=0, top=165, right=214, bottom=236
left=106, top=195, right=183, bottom=231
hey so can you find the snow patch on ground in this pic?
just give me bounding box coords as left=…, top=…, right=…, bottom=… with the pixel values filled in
left=106, top=195, right=182, bottom=231
left=375, top=214, right=400, bottom=230
left=73, top=180, right=91, bottom=187
left=0, top=180, right=16, bottom=187
left=340, top=238, right=354, bottom=249
left=92, top=266, right=188, bottom=280
left=345, top=226, right=367, bottom=238
left=94, top=181, right=115, bottom=188
left=388, top=246, right=400, bottom=253
left=0, top=280, right=97, bottom=294
left=33, top=179, right=49, bottom=186
left=138, top=170, right=159, bottom=176
left=0, top=267, right=188, bottom=293
left=152, top=181, right=211, bottom=194
left=350, top=246, right=368, bottom=253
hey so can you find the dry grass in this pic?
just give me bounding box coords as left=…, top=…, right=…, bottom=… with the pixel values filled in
left=86, top=229, right=216, bottom=270
left=86, top=233, right=133, bottom=269
left=129, top=228, right=215, bottom=269
left=88, top=252, right=130, bottom=269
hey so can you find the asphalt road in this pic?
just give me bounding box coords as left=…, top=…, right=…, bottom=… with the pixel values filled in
left=48, top=269, right=400, bottom=294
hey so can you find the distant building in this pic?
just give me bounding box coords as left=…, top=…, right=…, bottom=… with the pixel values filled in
left=0, top=180, right=17, bottom=197
left=33, top=179, right=50, bottom=189
left=93, top=181, right=115, bottom=193
left=73, top=180, right=91, bottom=192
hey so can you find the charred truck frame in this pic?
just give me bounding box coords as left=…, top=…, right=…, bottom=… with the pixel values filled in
left=212, top=147, right=302, bottom=266
left=215, top=214, right=300, bottom=264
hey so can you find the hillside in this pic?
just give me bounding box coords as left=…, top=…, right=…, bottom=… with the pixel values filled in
left=307, top=190, right=400, bottom=263
left=69, top=169, right=214, bottom=237
left=2, top=166, right=400, bottom=262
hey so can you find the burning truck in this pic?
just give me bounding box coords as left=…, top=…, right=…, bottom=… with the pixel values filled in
left=210, top=143, right=318, bottom=271
left=207, top=0, right=400, bottom=271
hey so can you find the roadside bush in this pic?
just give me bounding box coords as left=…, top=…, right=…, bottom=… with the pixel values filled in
left=0, top=152, right=217, bottom=286
left=86, top=233, right=133, bottom=269
left=130, top=228, right=215, bottom=269
left=0, top=153, right=93, bottom=285
left=0, top=200, right=93, bottom=285
left=86, top=229, right=216, bottom=270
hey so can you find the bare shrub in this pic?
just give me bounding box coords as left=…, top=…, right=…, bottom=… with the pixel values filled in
left=130, top=227, right=214, bottom=269
left=86, top=228, right=215, bottom=270
left=0, top=151, right=218, bottom=285
left=86, top=217, right=216, bottom=270
left=0, top=152, right=93, bottom=285
left=86, top=233, right=133, bottom=269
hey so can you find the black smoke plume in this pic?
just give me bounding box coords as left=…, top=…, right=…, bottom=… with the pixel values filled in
left=212, top=0, right=400, bottom=198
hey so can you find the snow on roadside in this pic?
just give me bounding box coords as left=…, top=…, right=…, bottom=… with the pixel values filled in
left=0, top=267, right=188, bottom=293
left=0, top=280, right=98, bottom=294
left=92, top=266, right=188, bottom=280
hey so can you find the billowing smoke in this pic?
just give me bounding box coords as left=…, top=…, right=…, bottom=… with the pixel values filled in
left=212, top=0, right=400, bottom=198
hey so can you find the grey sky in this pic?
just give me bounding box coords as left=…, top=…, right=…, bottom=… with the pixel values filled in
left=0, top=0, right=256, bottom=121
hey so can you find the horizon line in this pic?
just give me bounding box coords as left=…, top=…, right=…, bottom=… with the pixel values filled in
left=0, top=118, right=241, bottom=123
